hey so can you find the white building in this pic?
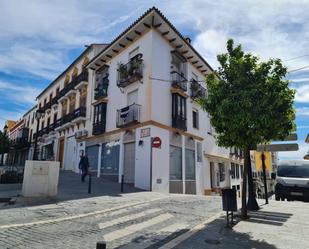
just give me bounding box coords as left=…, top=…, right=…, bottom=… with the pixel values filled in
left=7, top=7, right=244, bottom=196
left=82, top=7, right=243, bottom=195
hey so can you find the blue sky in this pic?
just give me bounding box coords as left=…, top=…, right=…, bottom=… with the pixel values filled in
left=0, top=0, right=308, bottom=160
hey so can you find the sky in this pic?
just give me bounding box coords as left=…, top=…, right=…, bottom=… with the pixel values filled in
left=0, top=0, right=308, bottom=160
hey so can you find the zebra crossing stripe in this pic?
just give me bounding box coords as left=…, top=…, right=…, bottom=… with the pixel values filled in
left=158, top=223, right=188, bottom=233
left=103, top=213, right=174, bottom=242
left=98, top=208, right=161, bottom=229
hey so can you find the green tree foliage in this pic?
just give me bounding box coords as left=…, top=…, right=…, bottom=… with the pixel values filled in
left=199, top=39, right=295, bottom=218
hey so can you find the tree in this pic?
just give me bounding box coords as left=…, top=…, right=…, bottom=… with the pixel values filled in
left=199, top=39, right=295, bottom=219
left=0, top=130, right=10, bottom=165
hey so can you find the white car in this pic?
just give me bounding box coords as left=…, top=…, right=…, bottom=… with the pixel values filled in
left=274, top=160, right=309, bottom=202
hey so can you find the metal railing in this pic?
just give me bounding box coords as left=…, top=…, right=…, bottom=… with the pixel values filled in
left=190, top=79, right=206, bottom=99
left=73, top=106, right=86, bottom=120
left=116, top=104, right=141, bottom=128
left=171, top=71, right=187, bottom=91
left=172, top=115, right=187, bottom=131
left=117, top=54, right=143, bottom=88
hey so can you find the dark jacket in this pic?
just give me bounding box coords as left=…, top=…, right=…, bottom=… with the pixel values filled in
left=79, top=156, right=89, bottom=171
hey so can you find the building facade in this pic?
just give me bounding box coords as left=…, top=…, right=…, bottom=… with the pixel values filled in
left=3, top=7, right=245, bottom=196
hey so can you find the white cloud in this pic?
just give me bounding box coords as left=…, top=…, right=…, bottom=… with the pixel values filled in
left=296, top=107, right=309, bottom=116
left=297, top=125, right=309, bottom=129
left=294, top=85, right=309, bottom=103
left=0, top=81, right=40, bottom=105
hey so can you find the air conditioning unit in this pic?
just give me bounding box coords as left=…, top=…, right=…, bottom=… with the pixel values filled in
left=75, top=131, right=83, bottom=139
left=81, top=130, right=88, bottom=137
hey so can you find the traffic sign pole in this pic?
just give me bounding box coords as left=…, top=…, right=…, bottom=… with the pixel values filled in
left=261, top=152, right=269, bottom=205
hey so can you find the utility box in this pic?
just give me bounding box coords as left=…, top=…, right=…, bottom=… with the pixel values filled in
left=222, top=188, right=237, bottom=212
left=22, top=160, right=60, bottom=197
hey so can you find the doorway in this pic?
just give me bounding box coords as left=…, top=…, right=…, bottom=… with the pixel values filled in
left=123, top=142, right=135, bottom=184
left=58, top=138, right=65, bottom=168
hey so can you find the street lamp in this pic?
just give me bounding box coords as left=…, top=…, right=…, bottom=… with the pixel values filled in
left=33, top=109, right=43, bottom=160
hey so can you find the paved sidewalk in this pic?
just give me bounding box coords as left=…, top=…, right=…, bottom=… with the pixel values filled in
left=173, top=200, right=309, bottom=249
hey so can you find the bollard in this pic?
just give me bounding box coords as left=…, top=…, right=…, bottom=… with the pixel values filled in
left=96, top=241, right=106, bottom=249
left=88, top=173, right=92, bottom=194
left=121, top=174, right=124, bottom=193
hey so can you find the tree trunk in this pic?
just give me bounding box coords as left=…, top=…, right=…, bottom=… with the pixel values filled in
left=241, top=147, right=248, bottom=219
left=246, top=147, right=259, bottom=210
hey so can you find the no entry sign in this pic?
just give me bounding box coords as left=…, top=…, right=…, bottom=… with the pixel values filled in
left=152, top=137, right=162, bottom=148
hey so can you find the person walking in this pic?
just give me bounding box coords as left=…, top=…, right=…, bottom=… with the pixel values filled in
left=79, top=151, right=89, bottom=182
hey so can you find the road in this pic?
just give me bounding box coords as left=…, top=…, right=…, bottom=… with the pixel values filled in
left=0, top=192, right=222, bottom=249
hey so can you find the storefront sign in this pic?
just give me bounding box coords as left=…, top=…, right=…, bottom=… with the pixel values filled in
left=152, top=137, right=162, bottom=148
left=140, top=128, right=151, bottom=138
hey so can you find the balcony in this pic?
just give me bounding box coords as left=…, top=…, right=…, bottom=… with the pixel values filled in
left=11, top=128, right=30, bottom=149
left=190, top=79, right=206, bottom=99
left=172, top=115, right=187, bottom=131
left=74, top=71, right=89, bottom=90
left=171, top=71, right=187, bottom=91
left=117, top=54, right=143, bottom=88
left=72, top=107, right=87, bottom=123
left=116, top=104, right=141, bottom=128
left=94, top=77, right=109, bottom=100
left=92, top=123, right=106, bottom=135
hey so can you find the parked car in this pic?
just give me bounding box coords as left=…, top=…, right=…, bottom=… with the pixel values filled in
left=274, top=160, right=309, bottom=202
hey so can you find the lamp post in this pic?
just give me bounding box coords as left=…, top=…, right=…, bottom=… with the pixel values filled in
left=33, top=110, right=43, bottom=160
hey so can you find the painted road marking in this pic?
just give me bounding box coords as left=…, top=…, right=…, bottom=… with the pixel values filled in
left=0, top=196, right=169, bottom=229
left=103, top=213, right=173, bottom=242
left=98, top=208, right=161, bottom=229
left=158, top=212, right=223, bottom=249
left=158, top=223, right=188, bottom=233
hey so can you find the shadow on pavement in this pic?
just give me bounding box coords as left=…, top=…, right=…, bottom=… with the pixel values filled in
left=113, top=216, right=279, bottom=249
left=0, top=171, right=143, bottom=210
left=245, top=210, right=293, bottom=226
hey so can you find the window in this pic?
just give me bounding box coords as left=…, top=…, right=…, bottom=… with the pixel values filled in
left=129, top=47, right=139, bottom=60
left=236, top=164, right=240, bottom=179
left=44, top=98, right=47, bottom=105
left=197, top=142, right=202, bottom=162
left=47, top=117, right=50, bottom=127
left=53, top=113, right=57, bottom=123
left=41, top=121, right=45, bottom=130
left=172, top=94, right=187, bottom=130
left=56, top=87, right=60, bottom=96
left=101, top=141, right=120, bottom=175
left=185, top=148, right=195, bottom=180
left=219, top=163, right=225, bottom=182
left=93, top=103, right=107, bottom=134
left=171, top=51, right=187, bottom=77
left=49, top=93, right=53, bottom=102
left=231, top=163, right=236, bottom=179
left=170, top=146, right=182, bottom=180
left=192, top=109, right=199, bottom=129
left=240, top=165, right=244, bottom=177
left=192, top=72, right=198, bottom=81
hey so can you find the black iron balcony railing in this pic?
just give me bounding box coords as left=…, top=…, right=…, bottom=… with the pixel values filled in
left=190, top=79, right=206, bottom=99
left=117, top=54, right=143, bottom=88
left=92, top=122, right=106, bottom=135
left=171, top=71, right=187, bottom=91
left=172, top=115, right=187, bottom=131
left=116, top=104, right=141, bottom=128
left=94, top=77, right=109, bottom=100
left=12, top=128, right=30, bottom=148
left=73, top=106, right=86, bottom=120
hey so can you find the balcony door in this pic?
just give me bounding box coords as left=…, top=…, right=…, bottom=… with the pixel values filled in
left=127, top=89, right=138, bottom=106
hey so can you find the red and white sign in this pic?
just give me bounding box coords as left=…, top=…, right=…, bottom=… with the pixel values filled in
left=152, top=137, right=162, bottom=148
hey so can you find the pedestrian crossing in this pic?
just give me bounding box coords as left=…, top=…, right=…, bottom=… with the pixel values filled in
left=0, top=201, right=205, bottom=249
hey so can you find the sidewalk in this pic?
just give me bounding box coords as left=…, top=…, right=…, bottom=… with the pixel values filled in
left=172, top=200, right=309, bottom=249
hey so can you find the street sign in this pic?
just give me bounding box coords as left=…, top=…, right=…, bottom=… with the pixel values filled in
left=273, top=133, right=298, bottom=142
left=152, top=137, right=162, bottom=148
left=256, top=143, right=299, bottom=152
left=255, top=151, right=272, bottom=171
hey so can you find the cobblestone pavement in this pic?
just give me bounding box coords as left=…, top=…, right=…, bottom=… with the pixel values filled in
left=0, top=191, right=222, bottom=249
